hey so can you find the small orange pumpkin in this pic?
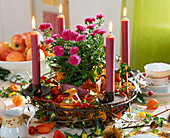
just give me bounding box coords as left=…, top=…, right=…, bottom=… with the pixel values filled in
left=12, top=95, right=23, bottom=106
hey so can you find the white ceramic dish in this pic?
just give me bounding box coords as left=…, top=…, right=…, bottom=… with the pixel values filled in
left=144, top=63, right=170, bottom=86
left=0, top=59, right=49, bottom=82
left=0, top=59, right=46, bottom=71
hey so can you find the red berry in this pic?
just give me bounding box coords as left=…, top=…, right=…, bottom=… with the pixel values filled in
left=58, top=96, right=64, bottom=102
left=89, top=104, right=94, bottom=110
left=79, top=105, right=83, bottom=109
left=28, top=126, right=36, bottom=135
left=115, top=77, right=121, bottom=82
left=83, top=103, right=89, bottom=109
left=54, top=99, right=57, bottom=102
left=148, top=91, right=153, bottom=96
left=73, top=95, right=78, bottom=100
left=41, top=75, right=47, bottom=80
left=91, top=83, right=97, bottom=88
left=43, top=117, right=48, bottom=121
left=115, top=89, right=119, bottom=93
left=46, top=79, right=52, bottom=83
left=76, top=102, right=81, bottom=107
left=77, top=112, right=81, bottom=116
left=40, top=97, right=44, bottom=100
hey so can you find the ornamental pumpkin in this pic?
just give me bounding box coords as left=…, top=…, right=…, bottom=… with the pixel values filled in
left=12, top=95, right=23, bottom=106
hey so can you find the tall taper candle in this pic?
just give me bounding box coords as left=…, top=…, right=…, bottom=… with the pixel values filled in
left=121, top=7, right=130, bottom=66
left=106, top=21, right=115, bottom=102
left=31, top=16, right=40, bottom=85
left=57, top=3, right=65, bottom=36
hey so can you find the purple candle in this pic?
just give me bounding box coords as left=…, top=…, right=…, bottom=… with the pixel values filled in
left=106, top=21, right=115, bottom=94
left=31, top=16, right=40, bottom=85
left=57, top=4, right=65, bottom=36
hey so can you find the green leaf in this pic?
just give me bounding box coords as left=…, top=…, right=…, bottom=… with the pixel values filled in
left=153, top=117, right=159, bottom=121
left=152, top=128, right=159, bottom=134
left=64, top=132, right=79, bottom=138
left=81, top=130, right=92, bottom=138
left=48, top=111, right=57, bottom=121
left=45, top=94, right=52, bottom=100
left=153, top=102, right=166, bottom=107
left=90, top=118, right=103, bottom=136
left=136, top=94, right=147, bottom=104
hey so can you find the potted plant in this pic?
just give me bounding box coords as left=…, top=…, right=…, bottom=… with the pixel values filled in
left=39, top=14, right=106, bottom=89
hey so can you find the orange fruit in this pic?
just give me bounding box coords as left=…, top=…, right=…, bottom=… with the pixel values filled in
left=147, top=99, right=159, bottom=110
left=12, top=95, right=23, bottom=106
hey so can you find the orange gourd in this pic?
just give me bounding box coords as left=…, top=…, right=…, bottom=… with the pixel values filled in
left=147, top=99, right=159, bottom=110
left=9, top=84, right=18, bottom=92
left=12, top=95, right=23, bottom=106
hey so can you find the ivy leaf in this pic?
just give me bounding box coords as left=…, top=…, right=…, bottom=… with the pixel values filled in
left=90, top=118, right=103, bottom=136
left=136, top=94, right=147, bottom=104
left=64, top=132, right=79, bottom=138
left=152, top=128, right=159, bottom=134
left=81, top=130, right=92, bottom=138
left=153, top=117, right=159, bottom=121
left=45, top=94, right=52, bottom=100
left=48, top=111, right=57, bottom=121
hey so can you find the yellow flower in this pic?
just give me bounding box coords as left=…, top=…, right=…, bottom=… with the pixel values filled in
left=9, top=92, right=17, bottom=97
left=138, top=112, right=154, bottom=118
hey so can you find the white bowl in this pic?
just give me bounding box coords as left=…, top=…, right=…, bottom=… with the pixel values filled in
left=0, top=59, right=46, bottom=71
left=144, top=63, right=170, bottom=85
left=0, top=59, right=49, bottom=82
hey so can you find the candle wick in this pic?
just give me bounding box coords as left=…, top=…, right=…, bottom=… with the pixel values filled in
left=33, top=29, right=36, bottom=31
left=109, top=32, right=112, bottom=34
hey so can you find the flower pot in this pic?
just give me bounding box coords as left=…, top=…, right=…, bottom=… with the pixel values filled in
left=62, top=78, right=101, bottom=97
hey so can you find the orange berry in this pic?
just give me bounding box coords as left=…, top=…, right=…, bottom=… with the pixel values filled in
left=12, top=95, right=23, bottom=106
left=147, top=99, right=159, bottom=110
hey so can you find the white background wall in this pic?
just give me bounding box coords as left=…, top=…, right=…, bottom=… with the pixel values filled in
left=0, top=0, right=31, bottom=42
left=69, top=0, right=122, bottom=57
left=0, top=0, right=122, bottom=58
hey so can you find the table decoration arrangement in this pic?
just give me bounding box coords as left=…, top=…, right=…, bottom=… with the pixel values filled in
left=0, top=4, right=170, bottom=138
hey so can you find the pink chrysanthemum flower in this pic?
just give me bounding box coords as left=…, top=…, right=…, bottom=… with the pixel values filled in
left=93, top=28, right=100, bottom=34
left=96, top=29, right=106, bottom=35
left=87, top=24, right=95, bottom=29
left=39, top=23, right=53, bottom=30
left=76, top=34, right=86, bottom=42
left=85, top=17, right=95, bottom=23
left=90, top=33, right=95, bottom=36
left=53, top=46, right=64, bottom=57
left=70, top=47, right=79, bottom=55
left=69, top=31, right=79, bottom=41
left=53, top=34, right=61, bottom=38
left=62, top=29, right=71, bottom=41
left=68, top=54, right=81, bottom=66
left=96, top=14, right=105, bottom=19
left=76, top=24, right=86, bottom=32
left=45, top=37, right=54, bottom=45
